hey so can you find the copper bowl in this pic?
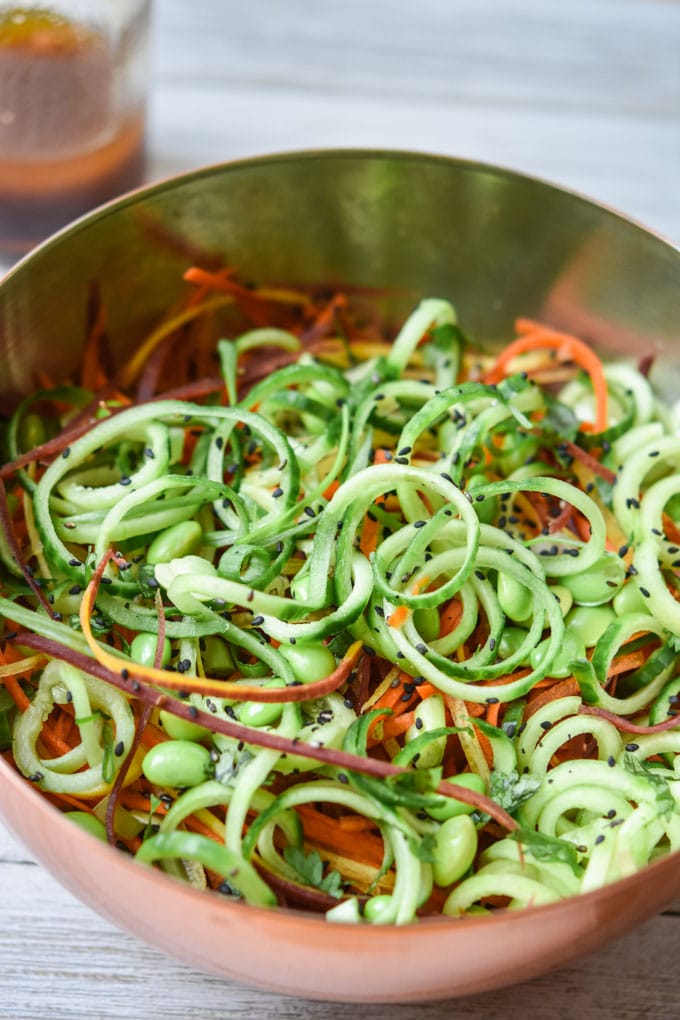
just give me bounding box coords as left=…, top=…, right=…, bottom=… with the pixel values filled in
left=1, top=150, right=679, bottom=1002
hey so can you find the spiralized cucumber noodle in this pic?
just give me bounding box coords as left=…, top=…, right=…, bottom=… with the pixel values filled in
left=1, top=266, right=679, bottom=924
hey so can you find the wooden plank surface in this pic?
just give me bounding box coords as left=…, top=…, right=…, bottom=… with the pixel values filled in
left=1, top=0, right=679, bottom=1016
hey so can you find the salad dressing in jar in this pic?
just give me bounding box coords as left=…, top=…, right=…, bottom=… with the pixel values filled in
left=0, top=3, right=150, bottom=257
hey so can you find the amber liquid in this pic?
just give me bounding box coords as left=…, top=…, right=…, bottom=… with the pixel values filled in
left=0, top=9, right=147, bottom=256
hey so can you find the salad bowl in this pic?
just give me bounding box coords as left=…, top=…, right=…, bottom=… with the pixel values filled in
left=0, top=150, right=679, bottom=1002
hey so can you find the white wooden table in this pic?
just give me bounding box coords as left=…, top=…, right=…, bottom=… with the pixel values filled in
left=1, top=1, right=679, bottom=1016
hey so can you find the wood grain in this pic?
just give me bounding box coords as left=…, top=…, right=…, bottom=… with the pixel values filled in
left=1, top=0, right=679, bottom=1016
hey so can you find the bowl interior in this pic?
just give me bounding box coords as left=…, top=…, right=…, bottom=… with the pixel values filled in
left=1, top=149, right=679, bottom=403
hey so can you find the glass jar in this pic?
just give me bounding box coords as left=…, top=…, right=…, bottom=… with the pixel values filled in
left=0, top=1, right=151, bottom=257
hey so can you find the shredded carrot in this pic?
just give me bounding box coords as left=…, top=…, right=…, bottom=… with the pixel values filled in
left=485, top=322, right=609, bottom=433
left=387, top=605, right=410, bottom=629
left=2, top=674, right=30, bottom=712
left=439, top=598, right=464, bottom=637
left=486, top=700, right=502, bottom=728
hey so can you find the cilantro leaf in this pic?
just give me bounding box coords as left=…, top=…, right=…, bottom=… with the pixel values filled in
left=621, top=752, right=675, bottom=818
left=489, top=769, right=541, bottom=816
left=283, top=846, right=344, bottom=898
left=510, top=827, right=581, bottom=875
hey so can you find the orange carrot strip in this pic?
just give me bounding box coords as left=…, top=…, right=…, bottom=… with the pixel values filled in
left=387, top=605, right=410, bottom=629
left=486, top=323, right=608, bottom=433
left=439, top=598, right=463, bottom=637
left=486, top=700, right=501, bottom=728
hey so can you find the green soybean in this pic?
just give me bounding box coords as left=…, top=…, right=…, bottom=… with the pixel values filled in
left=64, top=810, right=107, bottom=841
left=237, top=678, right=286, bottom=728
left=159, top=709, right=211, bottom=743
left=549, top=584, right=573, bottom=618
left=426, top=772, right=486, bottom=821
left=498, top=626, right=529, bottom=661
left=560, top=551, right=626, bottom=606
left=130, top=631, right=171, bottom=668
left=432, top=814, right=478, bottom=887
left=413, top=605, right=440, bottom=642
left=147, top=520, right=202, bottom=565
left=613, top=583, right=650, bottom=617
left=530, top=629, right=585, bottom=678
left=142, top=740, right=214, bottom=788
left=497, top=573, right=533, bottom=623
left=278, top=641, right=336, bottom=683
left=363, top=894, right=394, bottom=924
left=467, top=473, right=498, bottom=525
left=566, top=605, right=616, bottom=647
left=405, top=694, right=446, bottom=767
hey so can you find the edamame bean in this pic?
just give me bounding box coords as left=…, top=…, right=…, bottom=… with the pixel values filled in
left=613, top=583, right=650, bottom=617
left=159, top=709, right=211, bottom=742
left=326, top=897, right=362, bottom=924
left=64, top=810, right=107, bottom=841
left=497, top=626, right=529, bottom=661
left=530, top=629, right=585, bottom=678
left=236, top=678, right=286, bottom=728
left=560, top=551, right=626, bottom=606
left=566, top=605, right=616, bottom=647
left=405, top=694, right=446, bottom=767
left=549, top=584, right=573, bottom=618
left=363, top=894, right=394, bottom=924
left=466, top=473, right=498, bottom=525
left=130, top=631, right=171, bottom=668
left=432, top=814, right=478, bottom=887
left=413, top=605, right=440, bottom=642
left=142, top=740, right=214, bottom=788
left=426, top=772, right=486, bottom=821
left=278, top=641, right=336, bottom=683
left=497, top=573, right=533, bottom=623
left=147, top=521, right=202, bottom=565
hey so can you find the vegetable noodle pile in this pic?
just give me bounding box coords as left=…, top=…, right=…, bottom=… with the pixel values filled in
left=1, top=268, right=679, bottom=924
